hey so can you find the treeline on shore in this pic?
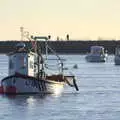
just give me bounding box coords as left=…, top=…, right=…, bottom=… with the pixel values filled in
left=0, top=40, right=119, bottom=54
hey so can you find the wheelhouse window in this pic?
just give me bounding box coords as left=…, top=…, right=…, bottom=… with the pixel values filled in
left=9, top=60, right=14, bottom=69
left=30, top=61, right=33, bottom=69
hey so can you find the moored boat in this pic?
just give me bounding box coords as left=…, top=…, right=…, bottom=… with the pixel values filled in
left=114, top=47, right=120, bottom=65
left=0, top=28, right=79, bottom=94
left=85, top=46, right=107, bottom=62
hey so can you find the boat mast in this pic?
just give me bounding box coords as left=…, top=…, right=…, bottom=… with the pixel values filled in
left=34, top=39, right=41, bottom=80
left=33, top=36, right=64, bottom=79
left=33, top=37, right=46, bottom=80
left=36, top=40, right=40, bottom=80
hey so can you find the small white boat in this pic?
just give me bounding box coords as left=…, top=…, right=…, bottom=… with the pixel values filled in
left=85, top=46, right=107, bottom=62
left=114, top=47, right=120, bottom=65
left=0, top=28, right=79, bottom=94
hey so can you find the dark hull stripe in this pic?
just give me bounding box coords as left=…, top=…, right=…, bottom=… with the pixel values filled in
left=1, top=74, right=64, bottom=85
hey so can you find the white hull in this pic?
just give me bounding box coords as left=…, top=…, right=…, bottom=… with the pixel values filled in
left=85, top=54, right=106, bottom=62
left=114, top=56, right=120, bottom=65
left=1, top=74, right=64, bottom=94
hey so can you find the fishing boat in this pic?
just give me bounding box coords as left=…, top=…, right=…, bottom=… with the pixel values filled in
left=114, top=46, right=120, bottom=65
left=0, top=28, right=78, bottom=94
left=85, top=46, right=107, bottom=62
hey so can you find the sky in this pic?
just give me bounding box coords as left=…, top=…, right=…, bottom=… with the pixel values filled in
left=0, top=0, right=120, bottom=40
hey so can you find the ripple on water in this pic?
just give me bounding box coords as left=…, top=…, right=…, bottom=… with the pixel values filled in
left=0, top=55, right=120, bottom=120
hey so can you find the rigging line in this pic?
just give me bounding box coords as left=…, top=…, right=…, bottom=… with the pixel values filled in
left=45, top=66, right=60, bottom=70
left=46, top=44, right=61, bottom=62
left=44, top=64, right=61, bottom=70
left=26, top=36, right=36, bottom=51
left=45, top=42, right=64, bottom=74
left=44, top=63, right=61, bottom=67
left=45, top=67, right=60, bottom=70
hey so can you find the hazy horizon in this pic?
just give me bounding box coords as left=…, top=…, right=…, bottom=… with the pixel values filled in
left=1, top=0, right=120, bottom=40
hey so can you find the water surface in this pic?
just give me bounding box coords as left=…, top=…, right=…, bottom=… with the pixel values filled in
left=0, top=55, right=120, bottom=120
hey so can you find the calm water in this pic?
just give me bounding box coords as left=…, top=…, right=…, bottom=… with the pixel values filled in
left=0, top=55, right=120, bottom=120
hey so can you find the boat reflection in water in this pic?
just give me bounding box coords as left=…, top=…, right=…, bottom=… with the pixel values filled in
left=52, top=84, right=64, bottom=96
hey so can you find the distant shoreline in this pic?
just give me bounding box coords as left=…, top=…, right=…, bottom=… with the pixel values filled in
left=0, top=40, right=119, bottom=54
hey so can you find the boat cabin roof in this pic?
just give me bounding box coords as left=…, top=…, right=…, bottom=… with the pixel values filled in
left=90, top=46, right=105, bottom=54
left=91, top=46, right=104, bottom=49
left=91, top=46, right=104, bottom=50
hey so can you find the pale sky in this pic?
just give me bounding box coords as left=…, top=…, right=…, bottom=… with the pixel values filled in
left=0, top=0, right=120, bottom=40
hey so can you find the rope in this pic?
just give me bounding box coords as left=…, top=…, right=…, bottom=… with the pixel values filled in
left=64, top=76, right=79, bottom=91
